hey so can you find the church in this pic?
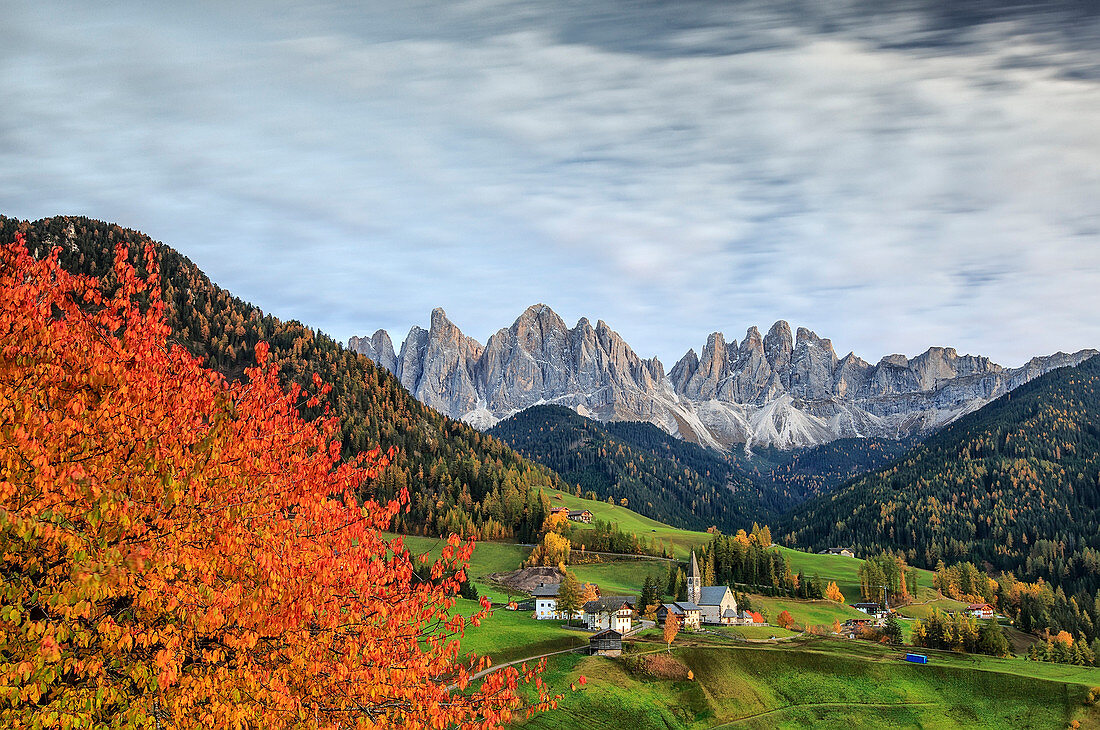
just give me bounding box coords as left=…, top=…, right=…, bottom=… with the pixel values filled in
left=687, top=551, right=739, bottom=625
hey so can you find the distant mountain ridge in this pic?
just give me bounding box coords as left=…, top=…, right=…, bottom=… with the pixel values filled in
left=351, top=304, right=1096, bottom=450
left=778, top=353, right=1100, bottom=598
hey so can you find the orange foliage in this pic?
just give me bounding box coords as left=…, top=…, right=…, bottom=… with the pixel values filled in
left=0, top=234, right=553, bottom=728
left=776, top=610, right=795, bottom=630
left=663, top=611, right=681, bottom=649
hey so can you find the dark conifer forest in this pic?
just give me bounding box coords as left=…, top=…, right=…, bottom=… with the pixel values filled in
left=781, top=353, right=1100, bottom=600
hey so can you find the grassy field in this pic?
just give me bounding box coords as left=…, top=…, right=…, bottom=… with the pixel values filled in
left=515, top=638, right=1100, bottom=729
left=448, top=597, right=587, bottom=664
left=382, top=532, right=531, bottom=602
left=570, top=558, right=668, bottom=598
left=746, top=595, right=868, bottom=629
left=773, top=546, right=938, bottom=603
left=714, top=625, right=802, bottom=640
left=895, top=597, right=970, bottom=619
left=544, top=488, right=712, bottom=560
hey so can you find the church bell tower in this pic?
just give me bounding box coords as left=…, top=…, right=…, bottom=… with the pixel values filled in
left=688, top=550, right=702, bottom=604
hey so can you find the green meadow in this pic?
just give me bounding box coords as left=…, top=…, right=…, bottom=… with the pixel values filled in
left=543, top=487, right=713, bottom=559
left=449, top=597, right=586, bottom=664
left=745, top=595, right=868, bottom=629
left=514, top=639, right=1100, bottom=729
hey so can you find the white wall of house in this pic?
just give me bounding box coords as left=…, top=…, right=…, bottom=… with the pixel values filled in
left=587, top=609, right=632, bottom=633
left=535, top=598, right=557, bottom=620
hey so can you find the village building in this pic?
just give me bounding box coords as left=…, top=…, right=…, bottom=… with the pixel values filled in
left=686, top=551, right=738, bottom=624
left=583, top=596, right=635, bottom=633
left=532, top=583, right=561, bottom=620
left=819, top=547, right=856, bottom=558
left=567, top=509, right=593, bottom=524
left=588, top=629, right=623, bottom=656
left=656, top=602, right=702, bottom=630
left=531, top=582, right=585, bottom=621
left=733, top=609, right=766, bottom=626
left=851, top=602, right=885, bottom=616
left=549, top=506, right=570, bottom=518
left=967, top=603, right=995, bottom=620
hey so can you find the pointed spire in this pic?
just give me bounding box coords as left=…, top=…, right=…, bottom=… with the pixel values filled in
left=690, top=550, right=700, bottom=579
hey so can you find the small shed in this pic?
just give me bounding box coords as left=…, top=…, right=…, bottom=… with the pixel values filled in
left=589, top=629, right=623, bottom=657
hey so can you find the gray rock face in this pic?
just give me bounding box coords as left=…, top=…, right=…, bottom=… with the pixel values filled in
left=348, top=329, right=396, bottom=374
left=350, top=305, right=1098, bottom=451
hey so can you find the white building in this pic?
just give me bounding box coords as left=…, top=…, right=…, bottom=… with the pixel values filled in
left=583, top=597, right=635, bottom=634
left=532, top=583, right=561, bottom=620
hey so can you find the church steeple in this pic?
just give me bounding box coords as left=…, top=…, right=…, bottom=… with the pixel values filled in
left=688, top=550, right=702, bottom=604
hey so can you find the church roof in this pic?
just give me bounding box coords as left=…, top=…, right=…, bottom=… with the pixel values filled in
left=690, top=550, right=700, bottom=578
left=698, top=585, right=732, bottom=607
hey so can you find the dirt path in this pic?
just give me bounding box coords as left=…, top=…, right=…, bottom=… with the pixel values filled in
left=453, top=646, right=581, bottom=689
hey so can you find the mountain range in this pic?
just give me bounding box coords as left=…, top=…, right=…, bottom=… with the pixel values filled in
left=350, top=304, right=1096, bottom=450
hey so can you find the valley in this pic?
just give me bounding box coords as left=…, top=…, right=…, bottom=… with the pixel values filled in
left=4, top=216, right=1098, bottom=728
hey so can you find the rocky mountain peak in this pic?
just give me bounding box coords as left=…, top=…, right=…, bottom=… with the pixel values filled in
left=348, top=329, right=397, bottom=374
left=351, top=307, right=1097, bottom=451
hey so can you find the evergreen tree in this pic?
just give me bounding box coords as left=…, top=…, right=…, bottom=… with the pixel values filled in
left=883, top=614, right=903, bottom=645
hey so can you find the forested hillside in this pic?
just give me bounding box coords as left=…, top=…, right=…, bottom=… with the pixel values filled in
left=730, top=438, right=913, bottom=500
left=781, top=354, right=1100, bottom=598
left=1, top=216, right=567, bottom=540
left=488, top=405, right=779, bottom=532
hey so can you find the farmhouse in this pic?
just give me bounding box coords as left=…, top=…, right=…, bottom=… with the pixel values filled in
left=967, top=603, right=995, bottom=619
left=531, top=583, right=561, bottom=620
left=851, top=602, right=885, bottom=617
left=567, top=509, right=593, bottom=524
left=588, top=629, right=623, bottom=657
left=583, top=596, right=635, bottom=633
left=819, top=547, right=856, bottom=558
left=549, top=506, right=570, bottom=517
left=656, top=602, right=702, bottom=630
left=687, top=551, right=738, bottom=624
left=531, top=582, right=587, bottom=620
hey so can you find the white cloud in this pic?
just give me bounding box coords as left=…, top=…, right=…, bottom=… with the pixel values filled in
left=1, top=1, right=1098, bottom=367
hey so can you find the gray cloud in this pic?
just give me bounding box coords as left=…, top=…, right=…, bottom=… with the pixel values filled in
left=2, top=1, right=1099, bottom=368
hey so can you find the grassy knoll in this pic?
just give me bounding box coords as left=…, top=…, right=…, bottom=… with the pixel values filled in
left=544, top=488, right=712, bottom=559
left=570, top=558, right=667, bottom=598
left=450, top=598, right=586, bottom=664
left=516, top=639, right=1100, bottom=729
left=745, top=595, right=867, bottom=629
left=383, top=533, right=531, bottom=602
left=895, top=597, right=969, bottom=619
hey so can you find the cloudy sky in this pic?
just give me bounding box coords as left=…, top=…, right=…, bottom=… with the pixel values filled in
left=3, top=1, right=1099, bottom=367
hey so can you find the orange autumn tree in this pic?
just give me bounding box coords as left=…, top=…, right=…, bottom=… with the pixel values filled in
left=0, top=233, right=553, bottom=728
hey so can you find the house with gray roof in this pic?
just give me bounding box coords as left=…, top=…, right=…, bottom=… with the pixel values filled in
left=583, top=596, right=635, bottom=633
left=656, top=601, right=701, bottom=630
